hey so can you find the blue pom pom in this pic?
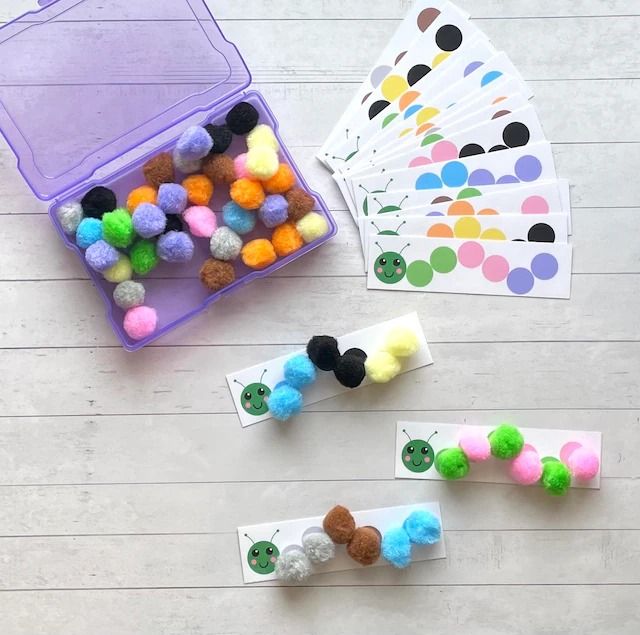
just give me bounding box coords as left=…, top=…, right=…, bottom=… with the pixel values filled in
left=268, top=383, right=303, bottom=421
left=76, top=217, right=103, bottom=249
left=403, top=510, right=441, bottom=545
left=176, top=126, right=213, bottom=161
left=157, top=231, right=195, bottom=263
left=259, top=194, right=288, bottom=229
left=284, top=355, right=317, bottom=389
left=132, top=203, right=167, bottom=239
left=222, top=201, right=256, bottom=235
left=381, top=527, right=412, bottom=568
left=157, top=183, right=188, bottom=215
left=85, top=239, right=119, bottom=272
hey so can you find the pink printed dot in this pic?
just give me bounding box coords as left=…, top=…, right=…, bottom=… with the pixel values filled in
left=424, top=456, right=431, bottom=463
left=457, top=241, right=485, bottom=268
left=409, top=156, right=432, bottom=168
left=270, top=556, right=277, bottom=563
left=431, top=140, right=459, bottom=163
left=404, top=455, right=410, bottom=462
left=251, top=559, right=257, bottom=566
left=244, top=402, right=251, bottom=410
left=396, top=268, right=402, bottom=274
left=521, top=195, right=549, bottom=214
left=482, top=255, right=510, bottom=282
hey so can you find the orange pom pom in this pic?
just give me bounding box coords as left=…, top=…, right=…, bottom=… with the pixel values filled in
left=271, top=222, right=304, bottom=257
left=241, top=238, right=277, bottom=270
left=230, top=178, right=265, bottom=210
left=263, top=163, right=296, bottom=194
left=126, top=186, right=157, bottom=214
left=182, top=174, right=214, bottom=206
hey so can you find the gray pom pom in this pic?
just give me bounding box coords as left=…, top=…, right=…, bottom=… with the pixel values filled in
left=302, top=530, right=336, bottom=564
left=113, top=280, right=145, bottom=310
left=57, top=201, right=83, bottom=234
left=210, top=226, right=243, bottom=261
left=274, top=547, right=313, bottom=583
left=173, top=148, right=202, bottom=175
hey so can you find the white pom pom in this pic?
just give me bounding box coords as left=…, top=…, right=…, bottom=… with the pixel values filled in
left=302, top=530, right=335, bottom=564
left=56, top=201, right=83, bottom=234
left=173, top=148, right=202, bottom=175
left=274, top=547, right=313, bottom=583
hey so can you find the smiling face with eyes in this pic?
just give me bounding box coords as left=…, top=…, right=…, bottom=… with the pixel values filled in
left=402, top=438, right=435, bottom=473
left=241, top=382, right=271, bottom=416
left=247, top=540, right=280, bottom=574
left=374, top=251, right=407, bottom=284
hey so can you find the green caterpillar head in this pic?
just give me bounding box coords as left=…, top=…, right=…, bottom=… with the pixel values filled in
left=373, top=241, right=409, bottom=284
left=235, top=369, right=271, bottom=416
left=401, top=429, right=438, bottom=473
left=371, top=219, right=406, bottom=237
left=245, top=530, right=280, bottom=574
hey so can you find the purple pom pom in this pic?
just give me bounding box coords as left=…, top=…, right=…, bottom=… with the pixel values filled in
left=132, top=203, right=167, bottom=238
left=85, top=239, right=120, bottom=272
left=175, top=126, right=214, bottom=161
left=157, top=183, right=188, bottom=215
left=259, top=194, right=289, bottom=229
left=157, top=231, right=195, bottom=263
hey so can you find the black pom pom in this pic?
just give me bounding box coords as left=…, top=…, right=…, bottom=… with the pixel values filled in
left=164, top=214, right=184, bottom=233
left=343, top=347, right=367, bottom=362
left=307, top=335, right=340, bottom=371
left=204, top=124, right=233, bottom=154
left=334, top=354, right=366, bottom=388
left=226, top=102, right=259, bottom=135
left=81, top=186, right=117, bottom=219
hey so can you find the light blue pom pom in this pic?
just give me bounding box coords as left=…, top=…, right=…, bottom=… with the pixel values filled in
left=76, top=217, right=103, bottom=249
left=222, top=201, right=256, bottom=235
left=268, top=383, right=303, bottom=421
left=403, top=510, right=441, bottom=545
left=381, top=527, right=412, bottom=568
left=85, top=239, right=120, bottom=272
left=176, top=125, right=213, bottom=161
left=284, top=355, right=317, bottom=389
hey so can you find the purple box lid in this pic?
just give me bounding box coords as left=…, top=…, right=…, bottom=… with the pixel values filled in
left=0, top=0, right=251, bottom=200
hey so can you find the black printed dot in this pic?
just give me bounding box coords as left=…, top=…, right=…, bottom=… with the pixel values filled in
left=489, top=144, right=508, bottom=152
left=435, top=25, right=463, bottom=51
left=431, top=196, right=453, bottom=204
left=459, top=143, right=485, bottom=158
left=369, top=100, right=390, bottom=120
left=407, top=64, right=431, bottom=86
left=512, top=239, right=525, bottom=242
left=502, top=122, right=530, bottom=148
left=527, top=223, right=556, bottom=243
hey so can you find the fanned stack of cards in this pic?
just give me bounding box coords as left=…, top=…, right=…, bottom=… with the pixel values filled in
left=318, top=0, right=572, bottom=299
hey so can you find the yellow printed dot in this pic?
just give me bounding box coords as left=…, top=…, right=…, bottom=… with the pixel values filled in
left=480, top=228, right=507, bottom=240
left=381, top=75, right=409, bottom=101
left=399, top=128, right=412, bottom=137
left=416, top=107, right=440, bottom=126
left=432, top=52, right=450, bottom=68
left=454, top=217, right=482, bottom=238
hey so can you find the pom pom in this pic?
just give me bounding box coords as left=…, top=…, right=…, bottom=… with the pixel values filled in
left=302, top=530, right=335, bottom=564
left=458, top=432, right=491, bottom=463
left=56, top=201, right=83, bottom=234
left=172, top=148, right=201, bottom=175
left=306, top=335, right=340, bottom=371
left=364, top=351, right=401, bottom=384
left=163, top=214, right=184, bottom=234
left=102, top=208, right=134, bottom=248
left=85, top=239, right=119, bottom=272
left=489, top=424, right=525, bottom=460
left=258, top=194, right=288, bottom=228
left=199, top=258, right=236, bottom=291
left=272, top=222, right=304, bottom=257
left=183, top=205, right=218, bottom=238
left=263, top=163, right=296, bottom=194
left=323, top=505, right=355, bottom=544
left=157, top=183, right=188, bottom=215
left=157, top=231, right=194, bottom=263
left=103, top=254, right=132, bottom=283
left=202, top=154, right=236, bottom=185
left=241, top=238, right=277, bottom=270
left=126, top=186, right=157, bottom=213
left=76, top=217, right=103, bottom=249
left=130, top=239, right=159, bottom=276
left=296, top=212, right=329, bottom=243
left=123, top=305, right=157, bottom=341
left=334, top=354, right=366, bottom=388
left=247, top=124, right=279, bottom=152
left=175, top=125, right=213, bottom=161
left=284, top=354, right=317, bottom=389
left=509, top=449, right=543, bottom=485
left=230, top=178, right=265, bottom=210
left=267, top=383, right=303, bottom=421
left=435, top=447, right=470, bottom=480
left=113, top=280, right=145, bottom=309
left=286, top=187, right=315, bottom=222
left=274, top=547, right=313, bottom=583
left=225, top=101, right=259, bottom=135
left=246, top=146, right=279, bottom=180
left=81, top=186, right=116, bottom=219
left=143, top=152, right=174, bottom=188
left=210, top=226, right=242, bottom=261
left=347, top=526, right=381, bottom=566
left=204, top=124, right=233, bottom=154
left=132, top=203, right=167, bottom=239
left=233, top=153, right=250, bottom=180
left=384, top=327, right=420, bottom=358
left=381, top=527, right=412, bottom=568
left=566, top=447, right=600, bottom=481
left=222, top=201, right=256, bottom=235
left=182, top=174, right=214, bottom=207
left=403, top=510, right=441, bottom=545
left=541, top=459, right=572, bottom=496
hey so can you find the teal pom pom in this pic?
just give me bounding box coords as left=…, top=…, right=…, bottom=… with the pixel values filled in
left=381, top=527, right=412, bottom=568
left=284, top=355, right=317, bottom=389
left=268, top=383, right=303, bottom=421
left=76, top=217, right=103, bottom=249
left=223, top=201, right=256, bottom=235
left=403, top=510, right=441, bottom=545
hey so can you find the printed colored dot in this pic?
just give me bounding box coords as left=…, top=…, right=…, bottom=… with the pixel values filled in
left=521, top=195, right=549, bottom=214
left=435, top=24, right=463, bottom=51
left=531, top=253, right=559, bottom=279
left=416, top=107, right=440, bottom=125
left=432, top=52, right=450, bottom=70
left=251, top=559, right=257, bottom=565
left=417, top=123, right=436, bottom=136
left=427, top=223, right=455, bottom=238
left=459, top=143, right=485, bottom=158
left=448, top=200, right=475, bottom=215
left=491, top=109, right=510, bottom=118
left=454, top=217, right=481, bottom=238
left=424, top=456, right=431, bottom=463
left=396, top=268, right=402, bottom=274
left=409, top=156, right=432, bottom=168
left=430, top=246, right=457, bottom=273
left=416, top=172, right=443, bottom=190
left=515, top=155, right=542, bottom=181
left=381, top=75, right=409, bottom=101
left=244, top=402, right=251, bottom=410
left=427, top=211, right=444, bottom=216
left=457, top=241, right=485, bottom=268
left=489, top=144, right=508, bottom=152
left=399, top=91, right=420, bottom=112
left=370, top=65, right=391, bottom=88
left=432, top=196, right=453, bottom=204
left=422, top=133, right=443, bottom=147
left=482, top=255, right=509, bottom=282
left=404, top=455, right=411, bottom=462
left=507, top=267, right=535, bottom=294
left=404, top=103, right=423, bottom=119
left=441, top=161, right=468, bottom=187
left=468, top=169, right=495, bottom=186
left=528, top=223, right=556, bottom=243
left=457, top=188, right=482, bottom=199
left=497, top=174, right=519, bottom=184
left=417, top=7, right=441, bottom=32
left=399, top=128, right=411, bottom=137
left=431, top=140, right=459, bottom=162
left=477, top=207, right=498, bottom=215
left=407, top=64, right=430, bottom=87
left=481, top=70, right=503, bottom=85
left=407, top=260, right=434, bottom=287
left=376, top=267, right=383, bottom=274
left=369, top=100, right=390, bottom=119
left=480, top=228, right=506, bottom=240
left=270, top=556, right=277, bottom=563
left=464, top=61, right=483, bottom=76
left=502, top=122, right=530, bottom=148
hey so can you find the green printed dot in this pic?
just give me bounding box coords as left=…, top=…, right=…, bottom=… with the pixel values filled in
left=407, top=260, right=433, bottom=287
left=430, top=247, right=457, bottom=273
left=421, top=134, right=444, bottom=147
left=456, top=187, right=482, bottom=199
left=382, top=113, right=399, bottom=128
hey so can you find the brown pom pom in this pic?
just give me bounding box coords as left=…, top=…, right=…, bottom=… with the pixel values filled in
left=200, top=258, right=236, bottom=291
left=143, top=153, right=174, bottom=188
left=286, top=187, right=315, bottom=222
left=346, top=526, right=381, bottom=566
left=323, top=505, right=356, bottom=544
left=202, top=154, right=237, bottom=185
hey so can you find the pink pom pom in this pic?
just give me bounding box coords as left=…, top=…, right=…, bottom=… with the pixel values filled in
left=458, top=433, right=491, bottom=462
left=123, top=306, right=158, bottom=341
left=234, top=153, right=251, bottom=179
left=509, top=449, right=543, bottom=485
left=566, top=447, right=600, bottom=481
left=183, top=206, right=218, bottom=238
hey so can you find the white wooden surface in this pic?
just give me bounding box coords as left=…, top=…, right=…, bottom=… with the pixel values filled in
left=0, top=1, right=639, bottom=633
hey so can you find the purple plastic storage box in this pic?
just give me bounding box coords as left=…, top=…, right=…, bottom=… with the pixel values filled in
left=0, top=0, right=336, bottom=351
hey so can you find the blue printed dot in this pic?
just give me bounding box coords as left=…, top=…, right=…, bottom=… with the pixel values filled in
left=531, top=253, right=558, bottom=280
left=415, top=172, right=443, bottom=190
left=440, top=161, right=468, bottom=187
left=404, top=104, right=422, bottom=119
left=515, top=155, right=542, bottom=181
left=507, top=268, right=535, bottom=295
left=468, top=169, right=495, bottom=186
left=497, top=174, right=520, bottom=184
left=427, top=211, right=444, bottom=216
left=481, top=70, right=503, bottom=86
left=464, top=61, right=483, bottom=76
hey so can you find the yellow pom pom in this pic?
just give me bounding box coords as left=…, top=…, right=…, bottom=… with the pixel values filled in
left=247, top=124, right=279, bottom=152
left=384, top=327, right=420, bottom=357
left=365, top=351, right=401, bottom=384
left=103, top=255, right=132, bottom=283
left=246, top=146, right=279, bottom=180
left=296, top=212, right=329, bottom=243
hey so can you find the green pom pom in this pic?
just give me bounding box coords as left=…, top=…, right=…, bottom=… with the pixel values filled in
left=434, top=447, right=469, bottom=480
left=489, top=424, right=524, bottom=459
left=541, top=459, right=571, bottom=496
left=102, top=208, right=134, bottom=248
left=130, top=239, right=158, bottom=276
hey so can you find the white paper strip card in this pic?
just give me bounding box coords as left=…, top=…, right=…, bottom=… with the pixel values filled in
left=227, top=313, right=433, bottom=427
left=366, top=235, right=572, bottom=298
left=238, top=502, right=446, bottom=584
left=395, top=421, right=602, bottom=489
